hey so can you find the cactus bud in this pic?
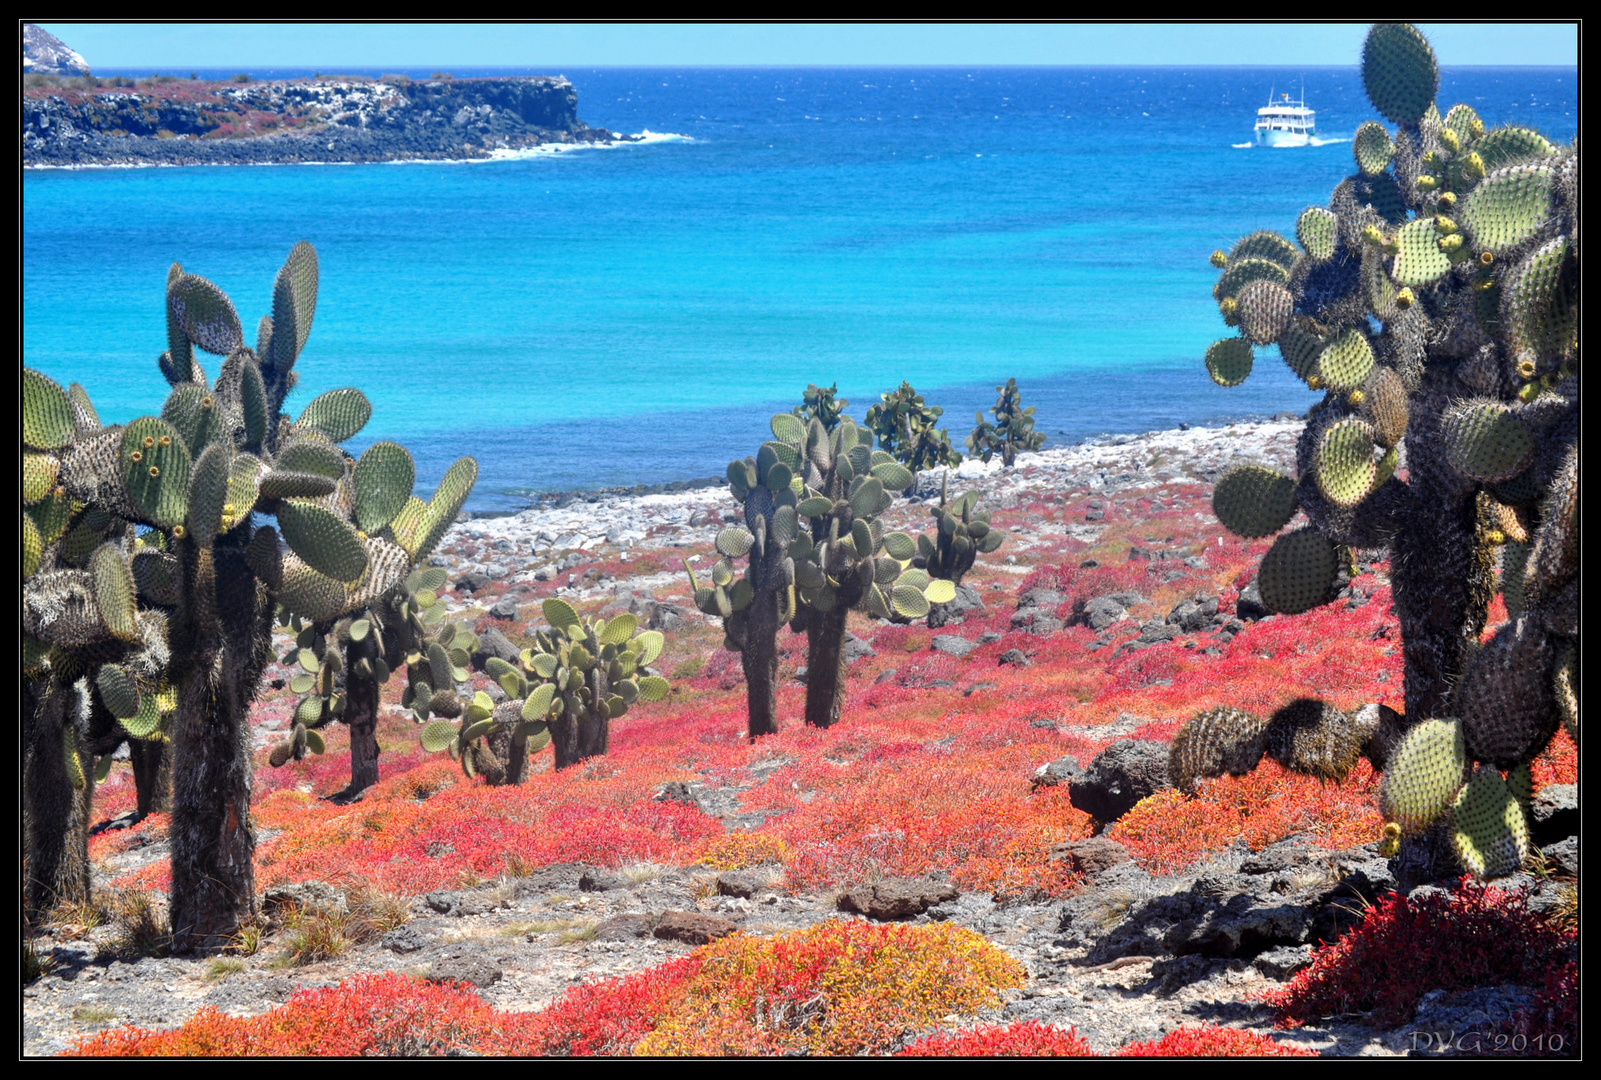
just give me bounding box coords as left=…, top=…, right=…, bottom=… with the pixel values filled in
left=1465, top=152, right=1485, bottom=180
left=1478, top=251, right=1493, bottom=267
left=201, top=395, right=214, bottom=409
left=1436, top=191, right=1457, bottom=210
left=1396, top=287, right=1415, bottom=309
left=1516, top=357, right=1538, bottom=379
left=1348, top=390, right=1365, bottom=406
left=143, top=435, right=155, bottom=448
left=1307, top=374, right=1324, bottom=390
left=1485, top=529, right=1505, bottom=545
left=1416, top=174, right=1439, bottom=192
left=130, top=450, right=143, bottom=463
left=148, top=466, right=160, bottom=477
left=1434, top=216, right=1457, bottom=234
left=172, top=524, right=187, bottom=539
left=1468, top=117, right=1484, bottom=139
left=1516, top=381, right=1539, bottom=402
left=1209, top=250, right=1228, bottom=269
left=1439, top=127, right=1461, bottom=153
left=1362, top=223, right=1386, bottom=247
left=1422, top=151, right=1443, bottom=171
left=159, top=435, right=171, bottom=447
left=1379, top=821, right=1402, bottom=857
left=1438, top=234, right=1464, bottom=254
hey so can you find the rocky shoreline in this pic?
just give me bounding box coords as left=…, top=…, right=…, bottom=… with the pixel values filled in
left=24, top=74, right=634, bottom=168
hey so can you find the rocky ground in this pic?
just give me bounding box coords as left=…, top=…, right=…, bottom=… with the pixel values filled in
left=22, top=420, right=1578, bottom=1057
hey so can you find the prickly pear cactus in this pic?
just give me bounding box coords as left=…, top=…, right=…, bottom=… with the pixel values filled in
left=916, top=475, right=1004, bottom=629
left=790, top=382, right=850, bottom=432
left=863, top=381, right=963, bottom=480
left=966, top=378, right=1046, bottom=467
left=422, top=597, right=670, bottom=777
left=1172, top=23, right=1577, bottom=882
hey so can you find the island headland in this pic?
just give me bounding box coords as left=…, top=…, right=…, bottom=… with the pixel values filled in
left=24, top=72, right=633, bottom=168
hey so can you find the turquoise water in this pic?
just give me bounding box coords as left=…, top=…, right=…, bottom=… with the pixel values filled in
left=24, top=67, right=1576, bottom=509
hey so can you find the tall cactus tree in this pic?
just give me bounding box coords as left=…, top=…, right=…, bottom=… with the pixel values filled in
left=29, top=242, right=475, bottom=949
left=966, top=378, right=1046, bottom=467
left=1174, top=23, right=1577, bottom=883
left=863, top=382, right=963, bottom=485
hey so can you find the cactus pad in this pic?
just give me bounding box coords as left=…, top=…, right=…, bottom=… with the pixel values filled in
left=1391, top=217, right=1453, bottom=287
left=1316, top=327, right=1376, bottom=392
left=269, top=241, right=319, bottom=371
left=187, top=443, right=232, bottom=544
left=95, top=664, right=142, bottom=719
left=1502, top=237, right=1575, bottom=364
left=1228, top=230, right=1300, bottom=271
left=1359, top=365, right=1409, bottom=448
left=276, top=499, right=370, bottom=583
left=1315, top=419, right=1378, bottom=508
left=1352, top=120, right=1395, bottom=176
left=352, top=441, right=416, bottom=534
left=1295, top=207, right=1338, bottom=262
left=1204, top=338, right=1254, bottom=387
left=1451, top=766, right=1530, bottom=879
left=23, top=515, right=43, bottom=579
left=23, top=368, right=75, bottom=451
left=1462, top=165, right=1555, bottom=254
left=1361, top=23, right=1438, bottom=126
left=276, top=555, right=350, bottom=621
left=297, top=388, right=373, bottom=443
left=1277, top=327, right=1322, bottom=383
left=1256, top=527, right=1338, bottom=615
left=1443, top=103, right=1484, bottom=145
left=1263, top=698, right=1366, bottom=780
left=1169, top=706, right=1271, bottom=795
left=1474, top=126, right=1555, bottom=172
left=132, top=549, right=181, bottom=605
left=274, top=435, right=345, bottom=480
left=119, top=417, right=192, bottom=529
left=1236, top=280, right=1295, bottom=345
left=1379, top=717, right=1468, bottom=834
left=1457, top=617, right=1558, bottom=769
left=168, top=273, right=244, bottom=356
left=259, top=470, right=338, bottom=501
left=23, top=452, right=59, bottom=506
left=1211, top=464, right=1296, bottom=539
left=222, top=453, right=267, bottom=532
left=88, top=542, right=139, bottom=642
left=1213, top=256, right=1290, bottom=303
left=1441, top=400, right=1535, bottom=483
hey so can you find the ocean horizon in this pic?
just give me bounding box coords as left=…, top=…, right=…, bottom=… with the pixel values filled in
left=24, top=66, right=1576, bottom=510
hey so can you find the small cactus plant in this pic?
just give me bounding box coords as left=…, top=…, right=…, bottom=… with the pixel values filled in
left=916, top=476, right=1005, bottom=628
left=1172, top=23, right=1577, bottom=883
left=863, top=381, right=962, bottom=484
left=966, top=378, right=1045, bottom=467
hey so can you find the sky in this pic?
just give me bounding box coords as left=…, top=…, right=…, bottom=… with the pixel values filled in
left=34, top=22, right=1580, bottom=69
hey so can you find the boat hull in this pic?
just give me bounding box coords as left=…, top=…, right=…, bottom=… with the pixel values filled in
left=1255, top=128, right=1313, bottom=147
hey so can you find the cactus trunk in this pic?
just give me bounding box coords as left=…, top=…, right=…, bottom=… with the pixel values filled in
left=338, top=634, right=381, bottom=800
left=129, top=738, right=171, bottom=817
left=168, top=544, right=270, bottom=953
left=24, top=681, right=93, bottom=922
left=742, top=595, right=781, bottom=739
left=802, top=605, right=850, bottom=729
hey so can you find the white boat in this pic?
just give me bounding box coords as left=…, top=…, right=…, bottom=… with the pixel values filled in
left=1254, top=88, right=1316, bottom=147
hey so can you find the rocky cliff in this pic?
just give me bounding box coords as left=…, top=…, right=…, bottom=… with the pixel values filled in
left=24, top=74, right=629, bottom=167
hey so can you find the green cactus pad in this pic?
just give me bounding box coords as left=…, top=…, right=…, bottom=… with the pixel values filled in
left=1391, top=217, right=1453, bottom=287
left=1553, top=646, right=1577, bottom=745
left=159, top=383, right=223, bottom=456
left=1277, top=327, right=1323, bottom=383
left=1352, top=121, right=1396, bottom=176
left=1380, top=717, right=1468, bottom=834
left=881, top=531, right=917, bottom=561
left=1441, top=400, right=1535, bottom=483
left=119, top=692, right=164, bottom=739
left=277, top=499, right=369, bottom=583
left=85, top=542, right=138, bottom=643
left=411, top=457, right=478, bottom=562
left=222, top=453, right=267, bottom=532
left=1169, top=706, right=1271, bottom=795
left=242, top=525, right=282, bottom=588
left=1228, top=231, right=1300, bottom=272
left=187, top=443, right=232, bottom=544
left=352, top=441, right=416, bottom=534
left=770, top=412, right=807, bottom=447
left=239, top=358, right=268, bottom=450
left=1461, top=165, right=1554, bottom=254
left=119, top=417, right=193, bottom=529
left=168, top=273, right=244, bottom=356
left=95, top=664, right=142, bottom=719
left=269, top=242, right=319, bottom=372
left=274, top=435, right=346, bottom=480
left=1443, top=103, right=1484, bottom=144
left=850, top=518, right=874, bottom=557
left=68, top=382, right=100, bottom=435
left=772, top=504, right=799, bottom=549
left=1451, top=766, right=1529, bottom=880
left=275, top=556, right=348, bottom=621
left=1362, top=23, right=1438, bottom=126
left=23, top=369, right=75, bottom=451
left=1315, top=419, right=1378, bottom=508
left=1212, top=464, right=1297, bottom=539
left=1204, top=338, right=1254, bottom=387
left=870, top=460, right=915, bottom=491
left=23, top=452, right=59, bottom=506
left=1360, top=366, right=1410, bottom=449
left=23, top=516, right=43, bottom=579
left=1316, top=327, right=1376, bottom=392
left=1236, top=280, right=1295, bottom=345
left=1473, top=126, right=1554, bottom=172
left=1256, top=528, right=1339, bottom=615
left=258, top=470, right=339, bottom=501
left=1503, top=237, right=1576, bottom=364
left=1212, top=256, right=1290, bottom=302
left=1362, top=246, right=1401, bottom=322
left=1457, top=617, right=1558, bottom=768
left=1295, top=207, right=1338, bottom=262
left=297, top=388, right=373, bottom=443
left=1263, top=699, right=1366, bottom=780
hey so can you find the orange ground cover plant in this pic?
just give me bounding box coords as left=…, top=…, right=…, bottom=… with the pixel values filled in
left=1115, top=1026, right=1317, bottom=1057
left=896, top=1020, right=1095, bottom=1056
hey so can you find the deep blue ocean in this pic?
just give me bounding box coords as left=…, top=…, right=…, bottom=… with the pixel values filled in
left=24, top=66, right=1576, bottom=510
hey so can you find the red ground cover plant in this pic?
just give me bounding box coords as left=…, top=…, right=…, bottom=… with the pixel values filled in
left=1110, top=759, right=1382, bottom=876
left=1262, top=879, right=1576, bottom=1029
left=1116, top=1026, right=1317, bottom=1057
left=66, top=972, right=535, bottom=1057
left=896, top=1020, right=1095, bottom=1056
